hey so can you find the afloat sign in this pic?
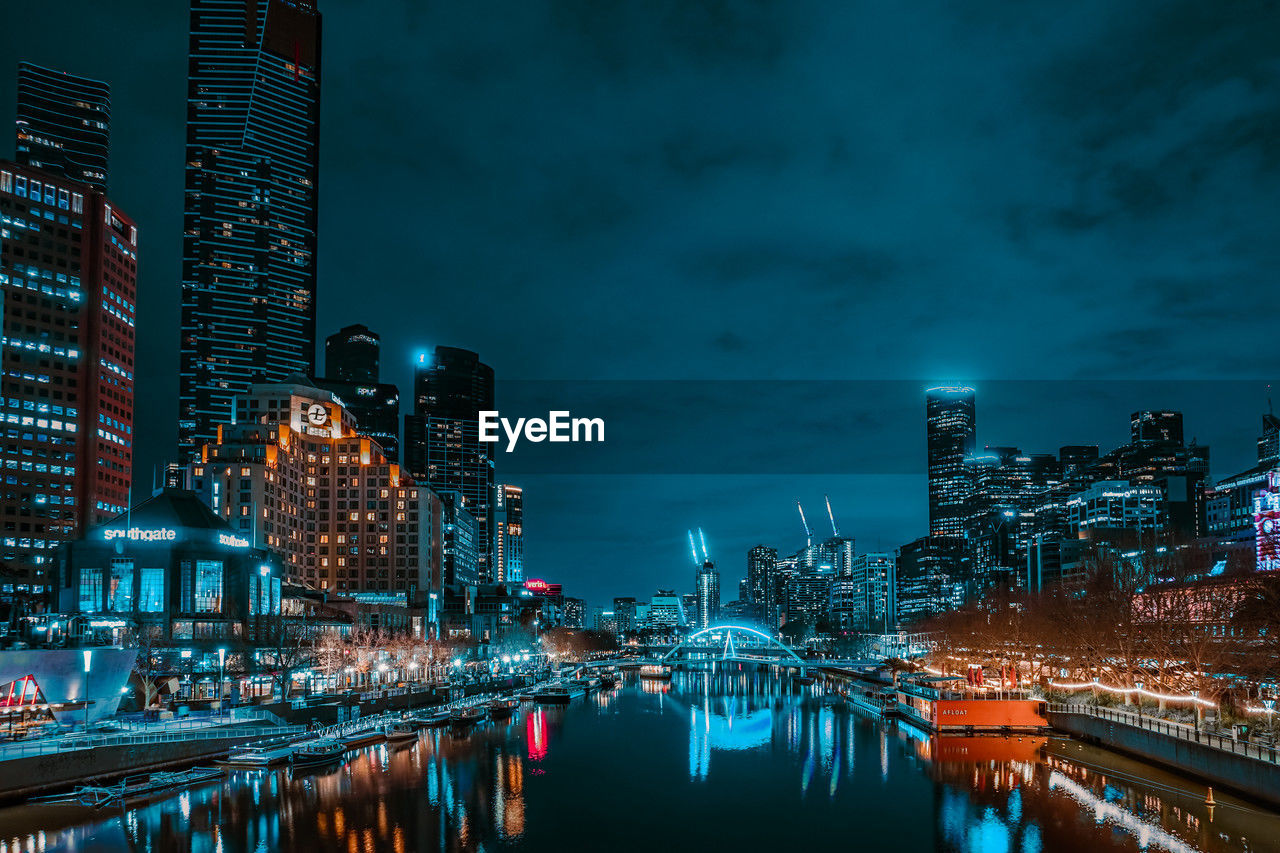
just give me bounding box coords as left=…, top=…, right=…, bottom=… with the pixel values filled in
left=218, top=533, right=250, bottom=548
left=103, top=527, right=177, bottom=542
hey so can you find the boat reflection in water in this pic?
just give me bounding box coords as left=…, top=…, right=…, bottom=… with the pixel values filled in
left=0, top=669, right=1277, bottom=852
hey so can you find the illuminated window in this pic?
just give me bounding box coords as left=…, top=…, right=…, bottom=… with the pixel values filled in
left=138, top=568, right=164, bottom=612
left=79, top=567, right=104, bottom=612
left=109, top=559, right=134, bottom=611
left=194, top=560, right=223, bottom=613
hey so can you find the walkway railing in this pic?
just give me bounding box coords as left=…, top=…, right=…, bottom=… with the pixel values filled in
left=1048, top=703, right=1280, bottom=766
left=0, top=724, right=309, bottom=761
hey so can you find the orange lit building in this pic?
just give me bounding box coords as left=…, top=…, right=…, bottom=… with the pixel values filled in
left=185, top=378, right=442, bottom=626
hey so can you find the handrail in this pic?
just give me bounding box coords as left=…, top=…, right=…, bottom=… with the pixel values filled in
left=1048, top=703, right=1280, bottom=766
left=0, top=724, right=308, bottom=761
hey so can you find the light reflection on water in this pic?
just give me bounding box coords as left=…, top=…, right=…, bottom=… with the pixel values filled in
left=0, top=668, right=1277, bottom=852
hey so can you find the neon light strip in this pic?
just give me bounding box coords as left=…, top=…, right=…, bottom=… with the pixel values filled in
left=1049, top=679, right=1215, bottom=708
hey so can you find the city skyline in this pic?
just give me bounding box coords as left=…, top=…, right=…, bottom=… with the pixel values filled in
left=3, top=1, right=1279, bottom=608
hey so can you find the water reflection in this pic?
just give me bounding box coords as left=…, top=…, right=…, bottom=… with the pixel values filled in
left=0, top=670, right=1276, bottom=852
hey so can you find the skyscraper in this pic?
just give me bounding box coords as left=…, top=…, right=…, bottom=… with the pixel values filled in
left=1259, top=408, right=1280, bottom=467
left=695, top=560, right=720, bottom=630
left=492, top=483, right=524, bottom=584
left=1, top=162, right=137, bottom=597
left=177, top=0, right=323, bottom=459
left=405, top=346, right=496, bottom=579
left=926, top=386, right=976, bottom=537
left=315, top=325, right=400, bottom=461
left=746, top=544, right=778, bottom=629
left=15, top=64, right=110, bottom=192
left=324, top=324, right=379, bottom=384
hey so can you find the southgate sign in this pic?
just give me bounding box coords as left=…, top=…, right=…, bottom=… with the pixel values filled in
left=103, top=527, right=177, bottom=542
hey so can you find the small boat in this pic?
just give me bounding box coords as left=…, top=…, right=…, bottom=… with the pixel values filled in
left=341, top=729, right=386, bottom=749
left=223, top=743, right=295, bottom=767
left=598, top=673, right=618, bottom=688
left=384, top=722, right=419, bottom=744
left=291, top=739, right=347, bottom=768
left=569, top=677, right=600, bottom=692
left=449, top=705, right=486, bottom=727
left=415, top=709, right=453, bottom=728
left=486, top=698, right=520, bottom=718
left=638, top=664, right=672, bottom=681
left=533, top=683, right=584, bottom=704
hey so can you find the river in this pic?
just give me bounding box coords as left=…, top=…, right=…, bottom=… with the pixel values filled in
left=1, top=669, right=1277, bottom=852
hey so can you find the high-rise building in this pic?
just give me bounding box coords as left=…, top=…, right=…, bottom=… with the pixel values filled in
left=895, top=536, right=965, bottom=623
left=185, top=378, right=442, bottom=618
left=926, top=386, right=976, bottom=537
left=785, top=565, right=832, bottom=625
left=746, top=544, right=777, bottom=625
left=695, top=560, right=720, bottom=630
left=315, top=325, right=400, bottom=461
left=1, top=161, right=137, bottom=599
left=612, top=597, right=637, bottom=633
left=1259, top=408, right=1280, bottom=467
left=324, top=324, right=379, bottom=384
left=177, top=0, right=323, bottom=458
left=1131, top=410, right=1184, bottom=446
left=438, top=491, right=480, bottom=587
left=649, top=589, right=685, bottom=630
left=492, top=484, right=524, bottom=584
left=404, top=346, right=496, bottom=579
left=15, top=64, right=110, bottom=192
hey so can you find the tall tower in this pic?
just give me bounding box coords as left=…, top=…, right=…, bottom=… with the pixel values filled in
left=15, top=63, right=110, bottom=192
left=695, top=560, right=721, bottom=631
left=492, top=484, right=524, bottom=584
left=926, top=386, right=976, bottom=537
left=325, top=324, right=379, bottom=384
left=405, top=346, right=496, bottom=579
left=177, top=0, right=323, bottom=459
left=0, top=162, right=137, bottom=597
left=315, top=324, right=400, bottom=461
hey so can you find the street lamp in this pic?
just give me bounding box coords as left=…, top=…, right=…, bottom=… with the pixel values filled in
left=82, top=649, right=93, bottom=735
left=217, top=647, right=227, bottom=717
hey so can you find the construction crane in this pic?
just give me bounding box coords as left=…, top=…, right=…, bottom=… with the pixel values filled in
left=824, top=494, right=840, bottom=537
left=688, top=530, right=700, bottom=566
left=796, top=501, right=812, bottom=548
left=698, top=528, right=709, bottom=562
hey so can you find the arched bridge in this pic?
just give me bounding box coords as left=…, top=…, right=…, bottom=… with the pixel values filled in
left=573, top=625, right=879, bottom=676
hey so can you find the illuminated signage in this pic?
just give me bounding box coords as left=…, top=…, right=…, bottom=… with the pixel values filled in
left=1256, top=472, right=1280, bottom=572
left=219, top=533, right=250, bottom=548
left=306, top=403, right=329, bottom=426
left=103, top=527, right=176, bottom=542
left=524, top=579, right=549, bottom=592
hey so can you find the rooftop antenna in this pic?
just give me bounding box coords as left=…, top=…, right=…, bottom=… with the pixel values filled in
left=698, top=527, right=709, bottom=561
left=796, top=501, right=812, bottom=548
left=688, top=530, right=700, bottom=566
left=824, top=494, right=840, bottom=537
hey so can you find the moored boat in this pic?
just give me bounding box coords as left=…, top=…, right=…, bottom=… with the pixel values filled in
left=384, top=722, right=419, bottom=744
left=487, top=698, right=520, bottom=718
left=341, top=729, right=386, bottom=749
left=532, top=683, right=584, bottom=703
left=223, top=743, right=295, bottom=767
left=415, top=709, right=453, bottom=728
left=35, top=766, right=227, bottom=808
left=638, top=664, right=672, bottom=681
left=290, top=739, right=347, bottom=768
left=449, top=705, right=487, bottom=727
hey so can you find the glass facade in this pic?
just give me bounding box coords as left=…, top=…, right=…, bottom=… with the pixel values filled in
left=178, top=0, right=323, bottom=457
left=109, top=558, right=134, bottom=611
left=138, top=567, right=165, bottom=612
left=195, top=560, right=223, bottom=613
left=15, top=63, right=110, bottom=191
left=78, top=567, right=103, bottom=612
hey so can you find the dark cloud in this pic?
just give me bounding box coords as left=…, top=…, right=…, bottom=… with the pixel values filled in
left=2, top=1, right=1278, bottom=608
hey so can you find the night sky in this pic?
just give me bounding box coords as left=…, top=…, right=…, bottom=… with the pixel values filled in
left=3, top=2, right=1278, bottom=610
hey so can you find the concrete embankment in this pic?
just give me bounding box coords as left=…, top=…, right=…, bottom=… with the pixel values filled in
left=1049, top=709, right=1280, bottom=807
left=0, top=732, right=273, bottom=802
